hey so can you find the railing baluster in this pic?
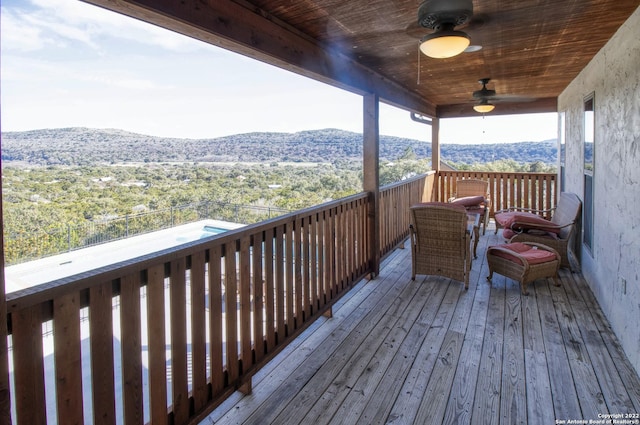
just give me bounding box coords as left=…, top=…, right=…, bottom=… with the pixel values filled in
left=263, top=228, right=276, bottom=351
left=54, top=292, right=83, bottom=424
left=208, top=245, right=224, bottom=397
left=275, top=226, right=285, bottom=342
left=12, top=305, right=47, bottom=425
left=293, top=218, right=303, bottom=328
left=170, top=258, right=188, bottom=424
left=146, top=265, right=168, bottom=425
left=120, top=273, right=143, bottom=425
left=310, top=214, right=319, bottom=313
left=90, top=281, right=116, bottom=425
left=252, top=231, right=265, bottom=363
left=224, top=243, right=239, bottom=384
left=239, top=236, right=252, bottom=371
left=190, top=251, right=208, bottom=411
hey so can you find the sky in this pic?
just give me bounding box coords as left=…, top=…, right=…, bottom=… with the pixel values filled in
left=0, top=0, right=559, bottom=145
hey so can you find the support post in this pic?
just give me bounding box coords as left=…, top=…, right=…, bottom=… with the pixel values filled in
left=431, top=116, right=440, bottom=171
left=431, top=117, right=441, bottom=201
left=363, top=94, right=380, bottom=278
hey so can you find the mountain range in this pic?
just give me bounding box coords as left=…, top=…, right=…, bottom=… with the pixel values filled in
left=1, top=127, right=557, bottom=166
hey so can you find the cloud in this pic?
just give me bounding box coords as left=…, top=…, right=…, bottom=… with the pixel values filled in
left=2, top=0, right=207, bottom=54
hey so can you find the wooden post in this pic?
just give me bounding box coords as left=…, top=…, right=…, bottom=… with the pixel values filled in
left=363, top=93, right=380, bottom=277
left=431, top=117, right=441, bottom=201
left=431, top=116, right=440, bottom=171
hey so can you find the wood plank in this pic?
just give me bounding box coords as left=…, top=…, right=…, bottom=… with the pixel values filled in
left=225, top=243, right=240, bottom=383
left=564, top=287, right=637, bottom=414
left=567, top=272, right=640, bottom=412
left=253, top=231, right=265, bottom=363
left=535, top=279, right=582, bottom=420
left=471, top=274, right=505, bottom=425
left=294, top=218, right=303, bottom=328
left=11, top=305, right=47, bottom=425
left=146, top=264, right=168, bottom=425
left=302, top=215, right=311, bottom=318
left=358, top=280, right=451, bottom=424
left=239, top=236, right=253, bottom=372
left=190, top=251, right=208, bottom=411
left=521, top=281, right=555, bottom=425
left=208, top=244, right=225, bottom=397
left=550, top=285, right=607, bottom=419
left=263, top=228, right=276, bottom=352
left=414, top=330, right=465, bottom=425
left=442, top=259, right=492, bottom=425
left=499, top=288, right=527, bottom=424
left=170, top=258, right=189, bottom=424
left=284, top=223, right=294, bottom=335
left=314, top=271, right=439, bottom=425
left=53, top=292, right=84, bottom=424
left=310, top=213, right=319, bottom=313
left=89, top=281, right=116, bottom=425
left=120, top=273, right=143, bottom=425
left=387, top=281, right=465, bottom=424
left=275, top=226, right=286, bottom=341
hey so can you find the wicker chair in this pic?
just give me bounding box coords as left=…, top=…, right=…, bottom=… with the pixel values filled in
left=409, top=202, right=471, bottom=289
left=487, top=242, right=561, bottom=295
left=448, top=178, right=491, bottom=235
left=494, top=192, right=582, bottom=270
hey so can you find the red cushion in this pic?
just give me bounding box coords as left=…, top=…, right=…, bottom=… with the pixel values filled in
left=495, top=211, right=560, bottom=234
left=490, top=242, right=557, bottom=266
left=451, top=195, right=485, bottom=207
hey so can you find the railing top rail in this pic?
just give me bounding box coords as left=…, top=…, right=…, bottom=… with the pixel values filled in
left=438, top=171, right=557, bottom=178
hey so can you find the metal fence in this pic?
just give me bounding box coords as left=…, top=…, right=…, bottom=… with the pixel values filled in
left=4, top=201, right=289, bottom=265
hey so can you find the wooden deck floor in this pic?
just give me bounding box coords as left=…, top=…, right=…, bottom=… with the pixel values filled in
left=202, top=224, right=640, bottom=425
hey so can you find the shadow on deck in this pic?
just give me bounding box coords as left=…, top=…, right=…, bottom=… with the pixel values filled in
left=202, top=223, right=640, bottom=425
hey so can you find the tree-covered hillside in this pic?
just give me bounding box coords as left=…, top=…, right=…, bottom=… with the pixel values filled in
left=1, top=127, right=557, bottom=166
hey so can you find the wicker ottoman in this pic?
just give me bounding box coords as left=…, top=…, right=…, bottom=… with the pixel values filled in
left=486, top=242, right=560, bottom=295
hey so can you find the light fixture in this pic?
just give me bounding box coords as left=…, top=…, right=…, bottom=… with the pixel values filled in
left=473, top=99, right=495, bottom=113
left=419, top=23, right=470, bottom=59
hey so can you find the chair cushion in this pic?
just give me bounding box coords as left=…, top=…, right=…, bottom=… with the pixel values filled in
left=495, top=211, right=561, bottom=234
left=451, top=195, right=485, bottom=207
left=489, top=242, right=557, bottom=266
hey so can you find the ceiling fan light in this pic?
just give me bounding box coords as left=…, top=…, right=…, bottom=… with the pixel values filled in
left=420, top=29, right=470, bottom=58
left=473, top=100, right=495, bottom=113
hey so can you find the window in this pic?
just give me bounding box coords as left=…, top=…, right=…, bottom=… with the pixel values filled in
left=583, top=94, right=595, bottom=252
left=559, top=111, right=566, bottom=191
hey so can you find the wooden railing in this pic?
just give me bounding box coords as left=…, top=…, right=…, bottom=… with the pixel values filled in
left=4, top=171, right=554, bottom=424
left=379, top=172, right=435, bottom=258
left=6, top=193, right=373, bottom=425
left=437, top=171, right=557, bottom=219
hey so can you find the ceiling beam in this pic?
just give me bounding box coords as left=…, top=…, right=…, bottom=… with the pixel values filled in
left=436, top=98, right=558, bottom=118
left=82, top=0, right=436, bottom=116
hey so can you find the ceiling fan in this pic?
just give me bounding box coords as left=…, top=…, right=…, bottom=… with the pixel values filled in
left=472, top=78, right=497, bottom=112
left=471, top=78, right=536, bottom=113
left=417, top=0, right=482, bottom=58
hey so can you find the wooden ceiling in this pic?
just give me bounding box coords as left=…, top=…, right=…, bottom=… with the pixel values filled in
left=85, top=0, right=639, bottom=118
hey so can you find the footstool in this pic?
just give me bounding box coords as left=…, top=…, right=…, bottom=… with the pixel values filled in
left=486, top=242, right=560, bottom=295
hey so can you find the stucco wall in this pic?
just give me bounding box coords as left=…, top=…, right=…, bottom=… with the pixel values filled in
left=558, top=6, right=640, bottom=374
